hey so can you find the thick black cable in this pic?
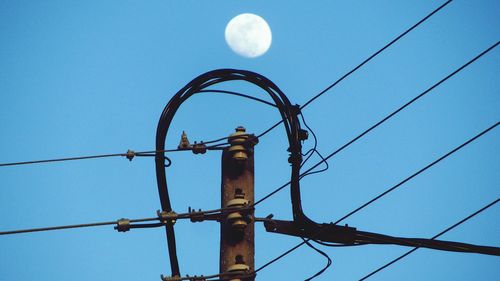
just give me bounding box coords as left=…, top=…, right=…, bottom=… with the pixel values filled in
left=359, top=198, right=500, bottom=280
left=154, top=69, right=305, bottom=277
left=253, top=41, right=499, bottom=207
left=333, top=122, right=498, bottom=225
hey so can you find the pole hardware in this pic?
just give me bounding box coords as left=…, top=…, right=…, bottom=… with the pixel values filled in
left=154, top=69, right=300, bottom=277
left=227, top=126, right=258, bottom=163
left=225, top=189, right=251, bottom=232
left=192, top=142, right=207, bottom=154
left=178, top=131, right=191, bottom=149
left=263, top=217, right=357, bottom=245
left=125, top=149, right=135, bottom=161
left=115, top=218, right=131, bottom=232
left=158, top=210, right=178, bottom=225
left=226, top=258, right=250, bottom=281
left=161, top=275, right=206, bottom=281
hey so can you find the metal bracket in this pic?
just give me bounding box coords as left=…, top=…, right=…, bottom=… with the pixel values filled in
left=263, top=216, right=357, bottom=245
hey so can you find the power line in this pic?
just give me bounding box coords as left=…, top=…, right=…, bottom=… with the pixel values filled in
left=0, top=217, right=156, bottom=236
left=254, top=240, right=308, bottom=274
left=0, top=1, right=454, bottom=171
left=333, top=122, right=498, bottom=225
left=0, top=145, right=226, bottom=168
left=248, top=0, right=455, bottom=147
left=0, top=206, right=253, bottom=236
left=302, top=238, right=333, bottom=281
left=196, top=89, right=277, bottom=107
left=253, top=41, right=499, bottom=207
left=358, top=198, right=500, bottom=280
left=254, top=122, right=498, bottom=276
left=300, top=0, right=453, bottom=109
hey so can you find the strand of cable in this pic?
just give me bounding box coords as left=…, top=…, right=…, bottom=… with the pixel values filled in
left=302, top=238, right=333, bottom=281
left=252, top=40, right=499, bottom=207
left=358, top=198, right=499, bottom=280
left=299, top=113, right=329, bottom=178
left=352, top=231, right=500, bottom=255
left=239, top=0, right=455, bottom=148
left=333, top=122, right=498, bottom=225
left=295, top=112, right=332, bottom=280
left=0, top=87, right=279, bottom=168
left=0, top=147, right=215, bottom=168
left=0, top=206, right=252, bottom=236
left=301, top=0, right=453, bottom=109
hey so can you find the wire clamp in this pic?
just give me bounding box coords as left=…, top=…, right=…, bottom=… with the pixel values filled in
left=115, top=218, right=131, bottom=232
left=157, top=210, right=178, bottom=225
left=125, top=149, right=135, bottom=161
left=192, top=142, right=207, bottom=154
left=188, top=207, right=206, bottom=223
left=160, top=274, right=206, bottom=281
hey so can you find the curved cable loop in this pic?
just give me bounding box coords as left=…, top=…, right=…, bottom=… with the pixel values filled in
left=154, top=69, right=317, bottom=276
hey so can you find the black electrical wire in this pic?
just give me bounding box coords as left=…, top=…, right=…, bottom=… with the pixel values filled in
left=0, top=147, right=215, bottom=168
left=0, top=217, right=157, bottom=236
left=302, top=238, right=333, bottom=281
left=254, top=240, right=308, bottom=274
left=0, top=1, right=461, bottom=278
left=257, top=123, right=498, bottom=274
left=245, top=0, right=455, bottom=146
left=196, top=89, right=277, bottom=107
left=253, top=40, right=499, bottom=207
left=0, top=152, right=129, bottom=167
left=0, top=205, right=253, bottom=236
left=333, top=122, right=498, bottom=225
left=358, top=198, right=500, bottom=280
left=301, top=0, right=453, bottom=110
left=353, top=231, right=500, bottom=255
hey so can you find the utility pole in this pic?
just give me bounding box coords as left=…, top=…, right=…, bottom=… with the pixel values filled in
left=220, top=126, right=257, bottom=280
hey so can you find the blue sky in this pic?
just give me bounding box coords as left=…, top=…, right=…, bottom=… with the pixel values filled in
left=0, top=1, right=499, bottom=280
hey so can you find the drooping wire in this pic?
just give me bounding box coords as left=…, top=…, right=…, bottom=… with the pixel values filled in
left=302, top=238, right=333, bottom=281
left=333, top=122, right=498, bottom=225
left=299, top=112, right=329, bottom=178
left=358, top=198, right=500, bottom=280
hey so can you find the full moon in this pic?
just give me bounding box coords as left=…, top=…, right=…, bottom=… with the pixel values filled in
left=225, top=13, right=272, bottom=58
